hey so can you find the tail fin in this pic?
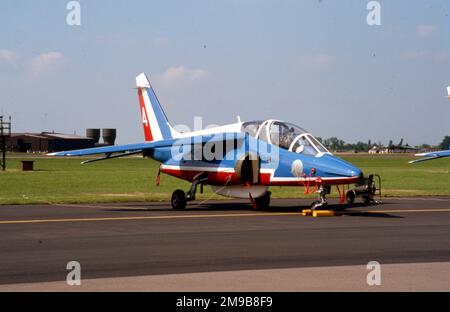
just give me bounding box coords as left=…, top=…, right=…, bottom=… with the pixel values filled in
left=447, top=86, right=450, bottom=100
left=136, top=73, right=177, bottom=141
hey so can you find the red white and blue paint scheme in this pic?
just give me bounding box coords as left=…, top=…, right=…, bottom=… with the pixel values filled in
left=50, top=73, right=364, bottom=210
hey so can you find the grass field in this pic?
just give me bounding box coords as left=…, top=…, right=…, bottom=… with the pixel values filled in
left=0, top=153, right=449, bottom=205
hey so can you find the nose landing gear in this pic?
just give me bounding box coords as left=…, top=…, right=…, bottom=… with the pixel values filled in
left=311, top=185, right=331, bottom=210
left=309, top=174, right=382, bottom=211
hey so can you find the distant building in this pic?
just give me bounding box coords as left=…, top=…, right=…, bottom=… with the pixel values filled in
left=368, top=146, right=380, bottom=154
left=7, top=128, right=117, bottom=153
left=7, top=132, right=96, bottom=153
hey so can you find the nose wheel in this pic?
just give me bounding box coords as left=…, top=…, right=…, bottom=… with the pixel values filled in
left=310, top=185, right=330, bottom=210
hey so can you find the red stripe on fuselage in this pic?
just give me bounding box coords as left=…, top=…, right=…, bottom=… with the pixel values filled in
left=161, top=168, right=241, bottom=184
left=138, top=88, right=153, bottom=141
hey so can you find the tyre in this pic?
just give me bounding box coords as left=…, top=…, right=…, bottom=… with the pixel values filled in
left=311, top=200, right=321, bottom=210
left=171, top=189, right=187, bottom=210
left=346, top=191, right=355, bottom=204
left=311, top=200, right=327, bottom=210
left=254, top=191, right=271, bottom=210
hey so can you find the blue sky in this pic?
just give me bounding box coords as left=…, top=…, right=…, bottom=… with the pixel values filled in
left=0, top=0, right=449, bottom=145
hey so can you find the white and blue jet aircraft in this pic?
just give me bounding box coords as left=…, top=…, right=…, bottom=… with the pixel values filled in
left=50, top=73, right=366, bottom=210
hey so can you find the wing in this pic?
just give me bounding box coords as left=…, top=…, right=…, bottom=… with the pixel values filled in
left=409, top=150, right=450, bottom=163
left=48, top=132, right=246, bottom=164
left=48, top=141, right=163, bottom=164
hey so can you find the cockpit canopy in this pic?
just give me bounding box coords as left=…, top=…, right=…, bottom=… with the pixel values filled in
left=241, top=120, right=330, bottom=156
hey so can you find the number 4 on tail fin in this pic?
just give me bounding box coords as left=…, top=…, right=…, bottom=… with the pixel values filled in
left=136, top=73, right=179, bottom=142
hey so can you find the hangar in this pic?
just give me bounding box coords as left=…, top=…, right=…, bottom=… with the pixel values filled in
left=7, top=128, right=117, bottom=153
left=7, top=132, right=95, bottom=153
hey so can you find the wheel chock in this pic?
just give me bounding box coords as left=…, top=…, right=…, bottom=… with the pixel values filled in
left=312, top=210, right=335, bottom=217
left=301, top=209, right=312, bottom=216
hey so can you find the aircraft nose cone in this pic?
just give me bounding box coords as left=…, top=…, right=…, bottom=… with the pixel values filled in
left=319, top=154, right=362, bottom=178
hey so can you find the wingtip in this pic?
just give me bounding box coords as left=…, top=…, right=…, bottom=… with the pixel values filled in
left=47, top=151, right=71, bottom=156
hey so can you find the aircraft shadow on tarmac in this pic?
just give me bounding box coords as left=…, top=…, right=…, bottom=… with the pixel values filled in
left=101, top=200, right=403, bottom=218
left=332, top=202, right=404, bottom=218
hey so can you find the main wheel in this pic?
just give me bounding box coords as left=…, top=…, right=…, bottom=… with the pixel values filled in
left=171, top=189, right=187, bottom=210
left=346, top=191, right=355, bottom=204
left=254, top=191, right=271, bottom=210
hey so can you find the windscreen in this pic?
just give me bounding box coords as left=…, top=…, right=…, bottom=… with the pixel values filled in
left=291, top=134, right=330, bottom=155
left=291, top=135, right=318, bottom=155
left=307, top=135, right=329, bottom=153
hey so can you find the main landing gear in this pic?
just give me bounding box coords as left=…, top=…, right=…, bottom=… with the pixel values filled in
left=170, top=172, right=208, bottom=210
left=171, top=189, right=187, bottom=210
left=253, top=191, right=271, bottom=210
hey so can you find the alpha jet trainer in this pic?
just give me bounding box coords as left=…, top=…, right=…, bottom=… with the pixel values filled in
left=50, top=73, right=366, bottom=210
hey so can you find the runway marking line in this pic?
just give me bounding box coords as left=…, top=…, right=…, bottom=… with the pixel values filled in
left=0, top=212, right=299, bottom=224
left=1, top=208, right=450, bottom=225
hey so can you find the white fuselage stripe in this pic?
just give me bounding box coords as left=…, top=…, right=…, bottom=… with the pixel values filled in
left=161, top=164, right=234, bottom=173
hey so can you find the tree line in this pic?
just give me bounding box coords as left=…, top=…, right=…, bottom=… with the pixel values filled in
left=316, top=136, right=450, bottom=152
